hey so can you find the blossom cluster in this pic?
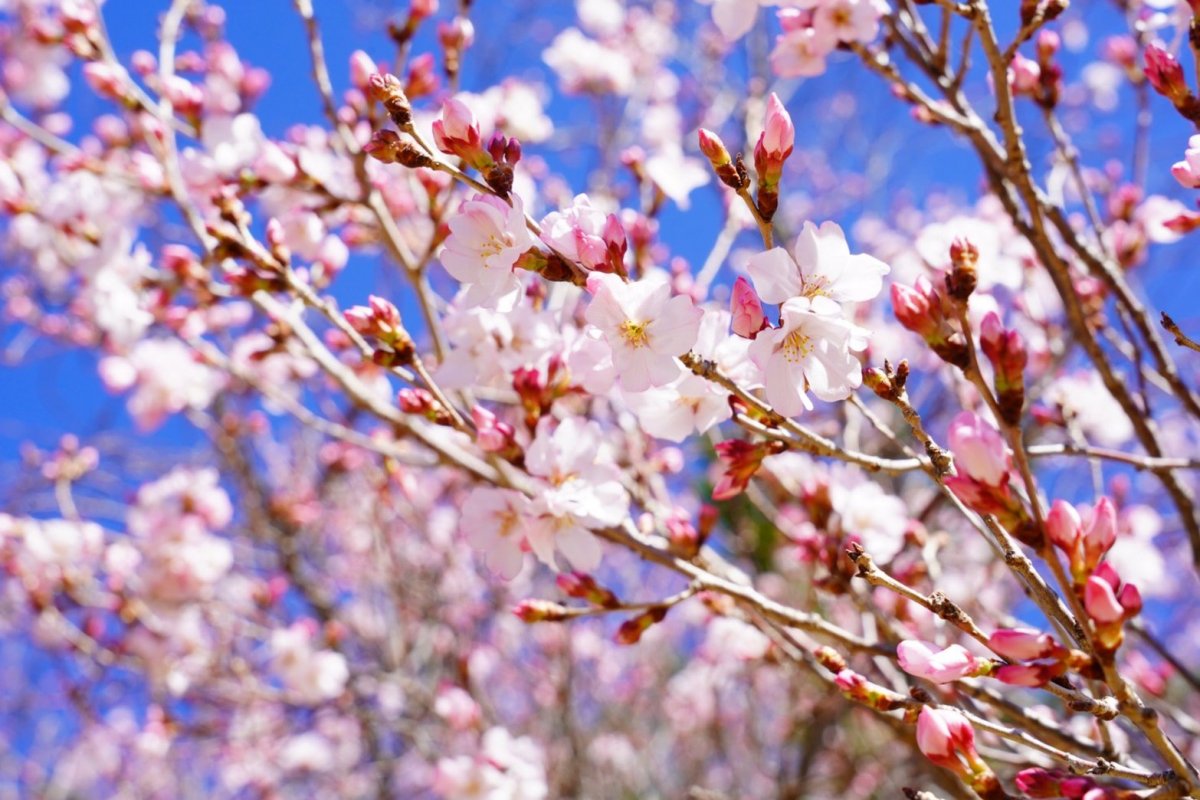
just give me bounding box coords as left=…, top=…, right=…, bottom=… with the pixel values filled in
left=1, top=0, right=1200, bottom=798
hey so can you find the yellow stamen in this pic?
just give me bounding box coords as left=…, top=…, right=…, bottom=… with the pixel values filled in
left=619, top=320, right=651, bottom=348
left=779, top=328, right=813, bottom=363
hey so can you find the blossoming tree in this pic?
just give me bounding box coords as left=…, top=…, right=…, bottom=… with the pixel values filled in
left=3, top=0, right=1200, bottom=797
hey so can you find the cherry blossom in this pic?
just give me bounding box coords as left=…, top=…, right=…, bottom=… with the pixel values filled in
left=748, top=295, right=868, bottom=417
left=584, top=272, right=703, bottom=393
left=460, top=487, right=532, bottom=579
left=745, top=220, right=890, bottom=304
left=440, top=194, right=535, bottom=308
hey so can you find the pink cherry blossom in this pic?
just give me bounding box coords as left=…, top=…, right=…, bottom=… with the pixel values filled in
left=946, top=412, right=1010, bottom=487
left=440, top=194, right=534, bottom=308
left=771, top=19, right=835, bottom=79
left=270, top=622, right=350, bottom=706
left=745, top=220, right=890, bottom=305
left=1171, top=134, right=1200, bottom=188
left=584, top=272, right=703, bottom=392
left=523, top=417, right=630, bottom=571
left=461, top=487, right=532, bottom=579
left=748, top=295, right=868, bottom=418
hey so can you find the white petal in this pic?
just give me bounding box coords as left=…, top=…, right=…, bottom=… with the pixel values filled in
left=745, top=247, right=802, bottom=304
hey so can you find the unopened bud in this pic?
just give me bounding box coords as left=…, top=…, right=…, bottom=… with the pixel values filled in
left=513, top=599, right=572, bottom=623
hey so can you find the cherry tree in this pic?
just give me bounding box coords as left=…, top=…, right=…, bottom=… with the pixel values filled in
left=2, top=0, right=1200, bottom=798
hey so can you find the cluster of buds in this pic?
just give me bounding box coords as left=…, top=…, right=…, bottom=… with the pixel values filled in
left=398, top=388, right=455, bottom=426
left=891, top=275, right=970, bottom=368
left=987, top=628, right=1071, bottom=687
left=942, top=413, right=1037, bottom=544
left=697, top=128, right=748, bottom=191
left=512, top=359, right=572, bottom=429
left=470, top=406, right=518, bottom=458
left=482, top=132, right=521, bottom=198
left=712, top=439, right=786, bottom=500
left=1046, top=497, right=1141, bottom=653
left=1015, top=768, right=1120, bottom=800
left=556, top=571, right=620, bottom=608
left=432, top=98, right=523, bottom=196
left=979, top=312, right=1028, bottom=426
left=343, top=295, right=415, bottom=367
left=1144, top=42, right=1200, bottom=122
left=1046, top=498, right=1116, bottom=585
left=1009, top=30, right=1063, bottom=109
left=730, top=277, right=768, bottom=339
left=916, top=708, right=1002, bottom=798
left=752, top=93, right=794, bottom=222
left=1083, top=562, right=1142, bottom=654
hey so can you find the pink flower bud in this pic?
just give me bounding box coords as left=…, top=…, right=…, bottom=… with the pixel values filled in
left=1037, top=30, right=1061, bottom=60
left=83, top=62, right=129, bottom=100
left=162, top=75, right=203, bottom=114
left=1119, top=582, right=1143, bottom=617
left=995, top=663, right=1055, bottom=687
left=435, top=96, right=477, bottom=144
left=1016, top=768, right=1064, bottom=798
left=1008, top=53, right=1042, bottom=96
left=438, top=17, right=475, bottom=50
left=367, top=295, right=400, bottom=328
left=412, top=0, right=438, bottom=17
left=978, top=312, right=1027, bottom=388
left=916, top=707, right=980, bottom=775
left=697, top=128, right=732, bottom=167
left=947, top=412, right=1009, bottom=487
left=398, top=388, right=436, bottom=414
left=1084, top=575, right=1125, bottom=624
left=897, top=641, right=979, bottom=684
left=432, top=96, right=486, bottom=166
left=349, top=50, right=378, bottom=90
left=759, top=93, right=795, bottom=160
left=512, top=599, right=571, bottom=623
left=471, top=406, right=514, bottom=453
left=1083, top=497, right=1117, bottom=567
left=1144, top=42, right=1189, bottom=103
left=1046, top=499, right=1082, bottom=552
left=730, top=276, right=767, bottom=339
left=988, top=628, right=1061, bottom=662
left=890, top=279, right=939, bottom=339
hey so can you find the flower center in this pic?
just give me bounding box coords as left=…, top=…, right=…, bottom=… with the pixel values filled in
left=831, top=6, right=852, bottom=27
left=779, top=328, right=813, bottom=363
left=619, top=319, right=650, bottom=349
left=802, top=276, right=830, bottom=299
left=497, top=508, right=521, bottom=538
left=480, top=232, right=515, bottom=261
